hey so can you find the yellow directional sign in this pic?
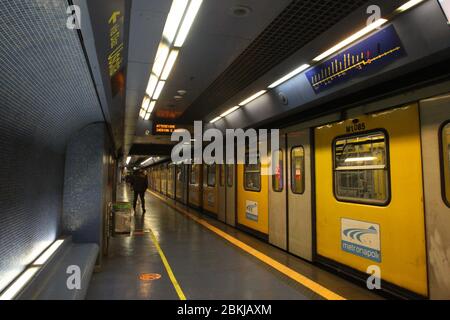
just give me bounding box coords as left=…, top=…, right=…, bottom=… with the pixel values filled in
left=109, top=11, right=121, bottom=25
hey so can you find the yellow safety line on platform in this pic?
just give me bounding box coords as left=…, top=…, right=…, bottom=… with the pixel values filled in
left=149, top=228, right=187, bottom=300
left=148, top=190, right=346, bottom=301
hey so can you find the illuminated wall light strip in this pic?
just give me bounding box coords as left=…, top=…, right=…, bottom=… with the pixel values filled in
left=239, top=90, right=267, bottom=106
left=174, top=0, right=204, bottom=47
left=268, top=64, right=310, bottom=89
left=161, top=50, right=180, bottom=81
left=146, top=74, right=159, bottom=97
left=397, top=0, right=425, bottom=12
left=210, top=116, right=222, bottom=124
left=0, top=267, right=40, bottom=300
left=33, top=240, right=65, bottom=266
left=313, top=18, right=388, bottom=62
left=220, top=106, right=240, bottom=118
left=153, top=81, right=166, bottom=100
left=126, top=157, right=131, bottom=165
left=163, top=0, right=190, bottom=44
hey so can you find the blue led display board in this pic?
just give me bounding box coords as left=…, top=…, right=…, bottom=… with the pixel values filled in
left=306, top=25, right=407, bottom=94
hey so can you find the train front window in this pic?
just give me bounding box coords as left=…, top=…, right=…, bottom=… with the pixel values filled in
left=244, top=154, right=261, bottom=192
left=291, top=147, right=305, bottom=195
left=272, top=150, right=284, bottom=192
left=334, top=132, right=389, bottom=205
left=442, top=123, right=450, bottom=206
left=207, top=164, right=216, bottom=187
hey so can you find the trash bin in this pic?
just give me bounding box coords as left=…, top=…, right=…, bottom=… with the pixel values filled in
left=113, top=202, right=132, bottom=235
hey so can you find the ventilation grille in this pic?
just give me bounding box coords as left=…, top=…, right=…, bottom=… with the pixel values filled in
left=185, top=0, right=369, bottom=121
left=0, top=0, right=103, bottom=292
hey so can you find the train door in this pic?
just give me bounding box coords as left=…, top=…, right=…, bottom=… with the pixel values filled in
left=420, top=93, right=450, bottom=299
left=203, top=164, right=219, bottom=216
left=225, top=164, right=236, bottom=227
left=218, top=165, right=226, bottom=223
left=237, top=146, right=270, bottom=239
left=287, top=129, right=313, bottom=261
left=315, top=105, right=428, bottom=297
left=269, top=135, right=287, bottom=250
left=188, top=164, right=203, bottom=208
left=167, top=164, right=175, bottom=199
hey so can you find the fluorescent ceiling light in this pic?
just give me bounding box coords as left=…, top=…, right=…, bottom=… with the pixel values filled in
left=220, top=106, right=240, bottom=118
left=142, top=96, right=151, bottom=112
left=152, top=43, right=170, bottom=77
left=126, top=157, right=131, bottom=165
left=268, top=64, right=310, bottom=89
left=33, top=240, right=65, bottom=266
left=161, top=50, right=180, bottom=81
left=148, top=101, right=156, bottom=114
left=163, top=0, right=189, bottom=44
left=139, top=109, right=146, bottom=119
left=210, top=116, right=222, bottom=124
left=153, top=81, right=166, bottom=100
left=439, top=0, right=450, bottom=23
left=0, top=267, right=39, bottom=300
left=174, top=0, right=203, bottom=47
left=397, top=0, right=425, bottom=12
left=141, top=157, right=154, bottom=166
left=313, top=19, right=388, bottom=62
left=345, top=157, right=377, bottom=163
left=239, top=90, right=267, bottom=106
left=144, top=113, right=151, bottom=121
left=146, top=74, right=159, bottom=97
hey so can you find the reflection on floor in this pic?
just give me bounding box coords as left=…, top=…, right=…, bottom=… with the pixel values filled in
left=86, top=184, right=381, bottom=300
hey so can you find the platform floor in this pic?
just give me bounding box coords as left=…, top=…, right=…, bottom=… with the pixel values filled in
left=86, top=184, right=381, bottom=300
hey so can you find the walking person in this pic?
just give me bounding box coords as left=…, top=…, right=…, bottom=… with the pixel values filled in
left=130, top=170, right=148, bottom=215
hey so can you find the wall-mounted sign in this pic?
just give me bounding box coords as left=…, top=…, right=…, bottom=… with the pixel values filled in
left=306, top=25, right=407, bottom=94
left=152, top=123, right=178, bottom=135
left=108, top=10, right=125, bottom=97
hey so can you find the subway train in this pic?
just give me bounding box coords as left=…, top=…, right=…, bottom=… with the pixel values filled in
left=147, top=90, right=450, bottom=300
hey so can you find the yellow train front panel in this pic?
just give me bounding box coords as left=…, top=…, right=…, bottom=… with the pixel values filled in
left=315, top=105, right=428, bottom=296
left=237, top=163, right=269, bottom=236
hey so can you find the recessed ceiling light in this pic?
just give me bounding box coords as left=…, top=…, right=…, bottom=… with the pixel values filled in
left=230, top=5, right=252, bottom=17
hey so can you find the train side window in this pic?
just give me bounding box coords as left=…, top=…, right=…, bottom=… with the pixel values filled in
left=244, top=154, right=261, bottom=192
left=272, top=150, right=284, bottom=192
left=333, top=131, right=390, bottom=205
left=441, top=123, right=450, bottom=206
left=226, top=165, right=234, bottom=187
left=190, top=165, right=199, bottom=185
left=291, top=147, right=305, bottom=194
left=207, top=164, right=216, bottom=187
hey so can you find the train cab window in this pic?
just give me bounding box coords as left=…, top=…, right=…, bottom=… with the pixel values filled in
left=291, top=147, right=305, bottom=194
left=190, top=165, right=199, bottom=185
left=272, top=150, right=284, bottom=192
left=244, top=154, right=261, bottom=192
left=441, top=123, right=450, bottom=206
left=226, top=165, right=234, bottom=187
left=207, top=164, right=216, bottom=187
left=333, top=131, right=389, bottom=205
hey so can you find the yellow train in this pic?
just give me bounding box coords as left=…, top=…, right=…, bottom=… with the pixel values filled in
left=148, top=91, right=450, bottom=299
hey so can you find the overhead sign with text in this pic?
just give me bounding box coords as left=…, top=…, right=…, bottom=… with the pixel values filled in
left=306, top=25, right=407, bottom=93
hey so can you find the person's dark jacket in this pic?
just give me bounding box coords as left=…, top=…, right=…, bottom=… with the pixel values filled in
left=131, top=174, right=148, bottom=193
